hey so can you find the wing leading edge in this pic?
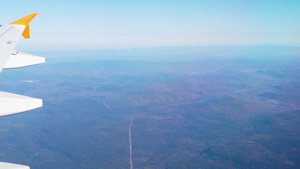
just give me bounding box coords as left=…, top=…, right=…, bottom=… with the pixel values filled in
left=0, top=13, right=44, bottom=169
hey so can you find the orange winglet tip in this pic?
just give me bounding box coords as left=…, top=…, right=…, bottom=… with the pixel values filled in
left=10, top=13, right=38, bottom=39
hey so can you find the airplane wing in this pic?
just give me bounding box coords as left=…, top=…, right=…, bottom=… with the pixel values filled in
left=0, top=13, right=45, bottom=169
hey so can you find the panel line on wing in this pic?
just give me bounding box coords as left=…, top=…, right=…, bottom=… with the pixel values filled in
left=0, top=26, right=13, bottom=37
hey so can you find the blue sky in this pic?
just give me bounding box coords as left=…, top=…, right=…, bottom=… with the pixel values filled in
left=1, top=0, right=300, bottom=51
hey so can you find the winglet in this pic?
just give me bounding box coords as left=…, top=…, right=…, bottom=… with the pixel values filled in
left=10, top=13, right=38, bottom=39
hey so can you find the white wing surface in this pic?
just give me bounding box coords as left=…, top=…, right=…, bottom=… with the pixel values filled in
left=4, top=51, right=45, bottom=69
left=0, top=162, right=30, bottom=169
left=0, top=91, right=43, bottom=117
left=0, top=13, right=44, bottom=169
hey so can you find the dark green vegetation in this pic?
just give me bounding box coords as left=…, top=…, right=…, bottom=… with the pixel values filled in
left=0, top=54, right=299, bottom=169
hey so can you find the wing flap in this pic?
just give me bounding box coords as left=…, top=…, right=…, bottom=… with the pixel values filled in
left=4, top=51, right=45, bottom=69
left=0, top=91, right=42, bottom=117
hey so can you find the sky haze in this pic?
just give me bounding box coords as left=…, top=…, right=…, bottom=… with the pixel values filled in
left=1, top=0, right=299, bottom=50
